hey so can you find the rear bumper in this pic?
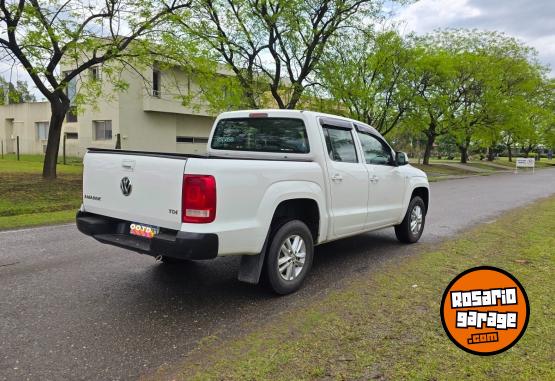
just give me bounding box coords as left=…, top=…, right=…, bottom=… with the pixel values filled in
left=76, top=211, right=218, bottom=260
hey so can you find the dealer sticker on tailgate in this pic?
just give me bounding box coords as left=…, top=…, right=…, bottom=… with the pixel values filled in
left=130, top=223, right=159, bottom=239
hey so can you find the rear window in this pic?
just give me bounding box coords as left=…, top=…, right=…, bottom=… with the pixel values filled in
left=211, top=118, right=310, bottom=153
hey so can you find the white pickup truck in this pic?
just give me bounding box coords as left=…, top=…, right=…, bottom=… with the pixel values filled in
left=77, top=110, right=429, bottom=294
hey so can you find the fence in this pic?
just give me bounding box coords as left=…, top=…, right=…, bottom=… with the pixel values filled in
left=0, top=135, right=83, bottom=163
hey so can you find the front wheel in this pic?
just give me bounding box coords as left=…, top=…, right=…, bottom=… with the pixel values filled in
left=264, top=220, right=314, bottom=295
left=395, top=196, right=426, bottom=244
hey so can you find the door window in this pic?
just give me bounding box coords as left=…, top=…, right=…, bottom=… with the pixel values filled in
left=357, top=132, right=393, bottom=165
left=323, top=127, right=358, bottom=163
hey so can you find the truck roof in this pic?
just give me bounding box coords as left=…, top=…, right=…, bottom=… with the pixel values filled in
left=217, top=109, right=382, bottom=138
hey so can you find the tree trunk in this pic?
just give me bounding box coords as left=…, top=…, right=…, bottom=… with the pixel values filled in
left=243, top=87, right=259, bottom=109
left=487, top=146, right=495, bottom=161
left=507, top=144, right=512, bottom=162
left=42, top=98, right=70, bottom=179
left=460, top=145, right=469, bottom=164
left=286, top=83, right=304, bottom=109
left=422, top=133, right=435, bottom=165
left=231, top=71, right=260, bottom=109
left=522, top=145, right=536, bottom=158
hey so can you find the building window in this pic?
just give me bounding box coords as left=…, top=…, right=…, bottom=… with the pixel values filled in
left=63, top=71, right=77, bottom=103
left=63, top=71, right=78, bottom=124
left=152, top=68, right=161, bottom=97
left=90, top=66, right=101, bottom=81
left=66, top=132, right=78, bottom=140
left=66, top=106, right=78, bottom=122
left=93, top=120, right=112, bottom=141
left=36, top=121, right=49, bottom=141
left=176, top=136, right=209, bottom=144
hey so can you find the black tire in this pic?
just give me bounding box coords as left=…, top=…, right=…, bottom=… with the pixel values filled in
left=264, top=220, right=314, bottom=295
left=395, top=196, right=426, bottom=244
left=159, top=255, right=192, bottom=265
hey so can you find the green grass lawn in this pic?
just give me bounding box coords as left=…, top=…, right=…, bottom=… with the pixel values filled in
left=0, top=155, right=83, bottom=230
left=162, top=196, right=555, bottom=381
left=429, top=156, right=555, bottom=168
left=412, top=156, right=554, bottom=181
left=494, top=156, right=555, bottom=169
left=412, top=162, right=478, bottom=181
left=463, top=162, right=499, bottom=172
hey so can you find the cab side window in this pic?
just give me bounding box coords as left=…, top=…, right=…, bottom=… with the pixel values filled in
left=357, top=132, right=393, bottom=165
left=323, top=126, right=358, bottom=163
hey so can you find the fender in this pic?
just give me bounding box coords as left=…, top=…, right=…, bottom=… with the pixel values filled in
left=397, top=177, right=430, bottom=223
left=238, top=180, right=327, bottom=284
left=255, top=180, right=328, bottom=247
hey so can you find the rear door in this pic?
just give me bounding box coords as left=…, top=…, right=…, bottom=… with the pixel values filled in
left=320, top=118, right=369, bottom=237
left=83, top=152, right=186, bottom=230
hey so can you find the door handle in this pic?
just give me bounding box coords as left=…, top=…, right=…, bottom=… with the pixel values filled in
left=331, top=174, right=343, bottom=182
left=370, top=175, right=379, bottom=183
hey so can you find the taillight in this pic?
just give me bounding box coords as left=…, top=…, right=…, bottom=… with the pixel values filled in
left=182, top=175, right=216, bottom=223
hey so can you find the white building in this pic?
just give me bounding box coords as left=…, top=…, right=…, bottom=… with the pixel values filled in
left=0, top=64, right=217, bottom=157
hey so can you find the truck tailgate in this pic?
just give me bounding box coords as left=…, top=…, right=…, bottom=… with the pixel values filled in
left=82, top=152, right=186, bottom=230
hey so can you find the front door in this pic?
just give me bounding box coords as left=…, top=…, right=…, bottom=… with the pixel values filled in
left=356, top=131, right=407, bottom=228
left=321, top=122, right=369, bottom=237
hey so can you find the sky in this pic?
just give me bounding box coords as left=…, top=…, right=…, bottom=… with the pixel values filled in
left=392, top=0, right=555, bottom=75
left=1, top=0, right=554, bottom=99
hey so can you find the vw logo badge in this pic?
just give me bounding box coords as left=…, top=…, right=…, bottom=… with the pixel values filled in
left=120, top=177, right=132, bottom=196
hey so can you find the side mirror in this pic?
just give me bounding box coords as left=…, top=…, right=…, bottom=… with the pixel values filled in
left=396, top=152, right=409, bottom=166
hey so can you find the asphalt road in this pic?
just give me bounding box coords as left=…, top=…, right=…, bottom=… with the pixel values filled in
left=1, top=169, right=555, bottom=380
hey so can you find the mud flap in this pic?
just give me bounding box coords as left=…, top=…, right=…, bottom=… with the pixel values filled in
left=237, top=236, right=269, bottom=284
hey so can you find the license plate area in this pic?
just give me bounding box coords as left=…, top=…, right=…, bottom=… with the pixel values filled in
left=129, top=223, right=159, bottom=239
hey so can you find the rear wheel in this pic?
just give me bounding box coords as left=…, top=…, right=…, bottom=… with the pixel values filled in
left=395, top=196, right=426, bottom=243
left=264, top=220, right=314, bottom=295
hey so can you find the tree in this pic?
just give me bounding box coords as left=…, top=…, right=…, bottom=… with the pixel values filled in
left=0, top=0, right=192, bottom=179
left=170, top=0, right=386, bottom=111
left=446, top=49, right=490, bottom=162
left=402, top=44, right=463, bottom=165
left=515, top=79, right=555, bottom=158
left=0, top=77, right=35, bottom=103
left=539, top=79, right=555, bottom=153
left=477, top=60, right=545, bottom=162
left=317, top=29, right=413, bottom=136
left=407, top=29, right=548, bottom=164
left=433, top=30, right=546, bottom=163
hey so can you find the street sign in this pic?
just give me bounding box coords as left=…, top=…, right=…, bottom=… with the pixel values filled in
left=515, top=158, right=535, bottom=173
